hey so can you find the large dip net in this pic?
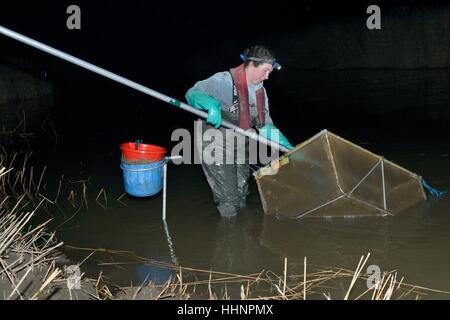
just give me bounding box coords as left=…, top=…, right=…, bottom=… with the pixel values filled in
left=255, top=130, right=427, bottom=219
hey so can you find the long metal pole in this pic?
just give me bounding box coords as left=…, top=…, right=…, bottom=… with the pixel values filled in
left=162, top=162, right=167, bottom=220
left=162, top=155, right=181, bottom=220
left=0, top=25, right=290, bottom=153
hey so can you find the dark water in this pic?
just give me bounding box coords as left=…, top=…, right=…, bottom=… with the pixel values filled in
left=24, top=69, right=450, bottom=299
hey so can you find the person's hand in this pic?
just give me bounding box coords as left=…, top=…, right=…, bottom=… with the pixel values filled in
left=259, top=124, right=295, bottom=150
left=205, top=102, right=221, bottom=128
left=187, top=90, right=222, bottom=128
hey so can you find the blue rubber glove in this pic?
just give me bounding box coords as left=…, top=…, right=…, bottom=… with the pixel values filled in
left=259, top=124, right=295, bottom=150
left=186, top=90, right=222, bottom=128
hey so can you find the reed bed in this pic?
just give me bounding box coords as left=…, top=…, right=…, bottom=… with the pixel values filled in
left=0, top=151, right=96, bottom=299
left=64, top=245, right=450, bottom=300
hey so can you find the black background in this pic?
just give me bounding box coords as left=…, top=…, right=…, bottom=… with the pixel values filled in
left=1, top=0, right=448, bottom=150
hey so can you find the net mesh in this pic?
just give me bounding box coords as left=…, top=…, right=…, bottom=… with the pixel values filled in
left=255, top=130, right=426, bottom=218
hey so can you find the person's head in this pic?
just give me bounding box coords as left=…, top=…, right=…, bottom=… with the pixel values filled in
left=241, top=45, right=281, bottom=85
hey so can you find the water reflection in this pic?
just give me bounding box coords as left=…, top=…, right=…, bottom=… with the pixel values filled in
left=209, top=217, right=264, bottom=273
left=134, top=220, right=178, bottom=286
left=136, top=257, right=173, bottom=286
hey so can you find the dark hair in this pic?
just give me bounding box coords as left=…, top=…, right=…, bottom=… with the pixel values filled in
left=242, top=45, right=276, bottom=67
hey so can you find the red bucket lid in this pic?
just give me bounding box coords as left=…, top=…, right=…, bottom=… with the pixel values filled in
left=120, top=142, right=167, bottom=161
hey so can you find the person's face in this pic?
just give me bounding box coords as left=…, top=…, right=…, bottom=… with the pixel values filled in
left=246, top=62, right=273, bottom=85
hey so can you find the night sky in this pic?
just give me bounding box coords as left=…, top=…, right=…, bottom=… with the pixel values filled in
left=1, top=0, right=449, bottom=151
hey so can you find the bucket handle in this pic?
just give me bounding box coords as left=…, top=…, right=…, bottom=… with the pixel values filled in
left=134, top=139, right=143, bottom=150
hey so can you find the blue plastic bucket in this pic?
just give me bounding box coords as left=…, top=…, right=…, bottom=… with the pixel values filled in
left=120, top=159, right=166, bottom=197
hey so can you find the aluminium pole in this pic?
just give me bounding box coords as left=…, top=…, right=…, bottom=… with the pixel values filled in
left=0, top=25, right=290, bottom=153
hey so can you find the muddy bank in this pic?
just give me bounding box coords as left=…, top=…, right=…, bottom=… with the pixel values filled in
left=0, top=249, right=176, bottom=300
left=0, top=252, right=95, bottom=300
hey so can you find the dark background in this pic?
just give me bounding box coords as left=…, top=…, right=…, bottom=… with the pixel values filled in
left=1, top=0, right=449, bottom=151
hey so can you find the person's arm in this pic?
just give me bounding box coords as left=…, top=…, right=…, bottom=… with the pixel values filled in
left=185, top=73, right=229, bottom=128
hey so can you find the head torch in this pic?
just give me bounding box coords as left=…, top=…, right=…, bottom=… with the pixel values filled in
left=240, top=53, right=282, bottom=71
